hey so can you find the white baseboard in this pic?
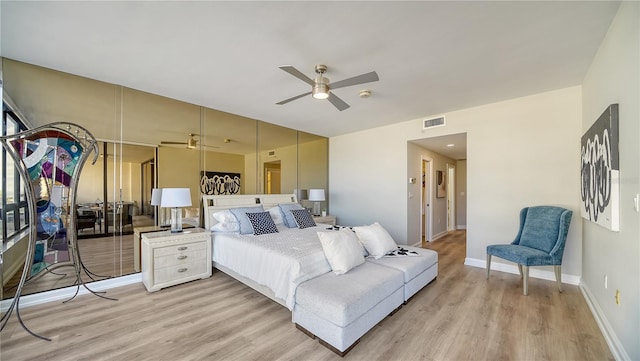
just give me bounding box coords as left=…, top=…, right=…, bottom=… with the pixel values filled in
left=580, top=282, right=630, bottom=361
left=464, top=257, right=580, bottom=285
left=430, top=231, right=448, bottom=242
left=456, top=225, right=467, bottom=230
left=1, top=273, right=142, bottom=312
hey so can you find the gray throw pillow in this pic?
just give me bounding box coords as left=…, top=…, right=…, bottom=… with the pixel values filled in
left=278, top=203, right=304, bottom=228
left=230, top=206, right=265, bottom=234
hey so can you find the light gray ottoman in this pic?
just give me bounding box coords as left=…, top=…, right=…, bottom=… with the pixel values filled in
left=367, top=246, right=438, bottom=302
left=293, top=261, right=404, bottom=356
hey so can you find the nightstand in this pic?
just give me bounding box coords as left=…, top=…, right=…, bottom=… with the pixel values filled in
left=141, top=228, right=211, bottom=292
left=134, top=224, right=194, bottom=272
left=313, top=215, right=337, bottom=226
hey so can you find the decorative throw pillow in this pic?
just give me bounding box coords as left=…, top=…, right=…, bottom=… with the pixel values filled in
left=291, top=209, right=316, bottom=229
left=267, top=206, right=284, bottom=225
left=317, top=228, right=365, bottom=275
left=230, top=206, right=264, bottom=234
left=246, top=211, right=279, bottom=235
left=278, top=203, right=305, bottom=228
left=353, top=222, right=398, bottom=259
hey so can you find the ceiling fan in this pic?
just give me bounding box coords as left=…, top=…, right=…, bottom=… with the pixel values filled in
left=160, top=133, right=218, bottom=149
left=276, top=64, right=379, bottom=111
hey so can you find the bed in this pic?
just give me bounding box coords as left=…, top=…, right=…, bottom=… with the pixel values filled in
left=203, top=193, right=438, bottom=356
left=202, top=193, right=332, bottom=310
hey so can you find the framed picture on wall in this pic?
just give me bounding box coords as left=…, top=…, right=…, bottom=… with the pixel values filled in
left=200, top=171, right=241, bottom=195
left=436, top=170, right=446, bottom=198
left=580, top=104, right=619, bottom=231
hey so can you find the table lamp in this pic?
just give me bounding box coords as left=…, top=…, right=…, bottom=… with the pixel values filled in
left=308, top=188, right=325, bottom=216
left=151, top=188, right=165, bottom=226
left=160, top=188, right=192, bottom=233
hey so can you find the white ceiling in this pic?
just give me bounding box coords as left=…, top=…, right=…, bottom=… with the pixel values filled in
left=0, top=1, right=620, bottom=152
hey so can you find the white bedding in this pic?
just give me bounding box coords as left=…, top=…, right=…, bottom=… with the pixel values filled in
left=212, top=225, right=332, bottom=310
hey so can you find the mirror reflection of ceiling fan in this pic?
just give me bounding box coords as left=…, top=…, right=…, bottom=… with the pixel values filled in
left=160, top=133, right=219, bottom=149
left=276, top=64, right=379, bottom=111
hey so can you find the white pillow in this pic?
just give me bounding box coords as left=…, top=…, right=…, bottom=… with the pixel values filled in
left=353, top=222, right=398, bottom=259
left=213, top=210, right=236, bottom=223
left=267, top=207, right=284, bottom=225
left=210, top=221, right=239, bottom=232
left=317, top=228, right=365, bottom=275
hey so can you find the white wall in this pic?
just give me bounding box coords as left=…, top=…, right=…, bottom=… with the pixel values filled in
left=456, top=159, right=467, bottom=228
left=330, top=86, right=583, bottom=278
left=580, top=3, right=640, bottom=360
left=330, top=124, right=410, bottom=242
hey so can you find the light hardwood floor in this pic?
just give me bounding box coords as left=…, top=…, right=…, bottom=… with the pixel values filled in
left=0, top=230, right=613, bottom=360
left=3, top=234, right=136, bottom=299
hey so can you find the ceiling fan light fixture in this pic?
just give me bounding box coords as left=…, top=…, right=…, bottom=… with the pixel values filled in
left=312, top=77, right=330, bottom=99
left=277, top=64, right=378, bottom=111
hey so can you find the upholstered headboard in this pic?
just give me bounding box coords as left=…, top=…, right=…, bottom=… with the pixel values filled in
left=202, top=193, right=298, bottom=229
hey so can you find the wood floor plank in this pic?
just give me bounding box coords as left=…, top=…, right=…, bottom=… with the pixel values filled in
left=1, top=230, right=613, bottom=360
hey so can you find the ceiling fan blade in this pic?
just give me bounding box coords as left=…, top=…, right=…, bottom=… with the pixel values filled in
left=276, top=91, right=312, bottom=105
left=279, top=66, right=315, bottom=86
left=328, top=93, right=350, bottom=111
left=160, top=141, right=187, bottom=145
left=330, top=71, right=379, bottom=90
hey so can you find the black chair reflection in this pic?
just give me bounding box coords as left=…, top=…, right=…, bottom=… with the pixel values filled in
left=76, top=207, right=97, bottom=232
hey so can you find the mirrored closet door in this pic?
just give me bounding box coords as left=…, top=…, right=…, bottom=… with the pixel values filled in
left=1, top=57, right=328, bottom=300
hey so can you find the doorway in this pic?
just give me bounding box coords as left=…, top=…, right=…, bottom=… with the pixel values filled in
left=264, top=161, right=281, bottom=194
left=421, top=157, right=433, bottom=242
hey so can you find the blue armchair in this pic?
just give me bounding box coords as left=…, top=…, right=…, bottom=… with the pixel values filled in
left=486, top=206, right=572, bottom=295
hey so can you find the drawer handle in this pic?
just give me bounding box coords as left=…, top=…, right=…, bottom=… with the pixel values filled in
left=177, top=268, right=188, bottom=273
left=177, top=255, right=188, bottom=260
left=177, top=246, right=188, bottom=251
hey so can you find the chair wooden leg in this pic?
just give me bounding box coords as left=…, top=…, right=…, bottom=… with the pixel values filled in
left=554, top=265, right=563, bottom=293
left=522, top=265, right=529, bottom=296
left=486, top=254, right=492, bottom=279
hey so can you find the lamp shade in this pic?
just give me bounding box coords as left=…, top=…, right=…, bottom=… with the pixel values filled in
left=160, top=188, right=192, bottom=208
left=308, top=189, right=325, bottom=202
left=150, top=188, right=162, bottom=206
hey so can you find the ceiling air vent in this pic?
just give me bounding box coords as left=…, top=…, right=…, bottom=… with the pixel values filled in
left=267, top=150, right=276, bottom=157
left=423, top=116, right=445, bottom=129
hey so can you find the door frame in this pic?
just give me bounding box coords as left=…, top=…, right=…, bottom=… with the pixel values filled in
left=446, top=163, right=456, bottom=231
left=421, top=156, right=433, bottom=242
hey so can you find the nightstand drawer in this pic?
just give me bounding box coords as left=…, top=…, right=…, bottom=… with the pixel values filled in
left=153, top=241, right=207, bottom=257
left=154, top=262, right=208, bottom=284
left=154, top=248, right=206, bottom=268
